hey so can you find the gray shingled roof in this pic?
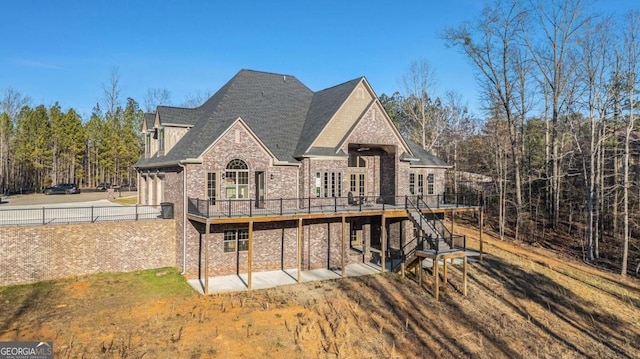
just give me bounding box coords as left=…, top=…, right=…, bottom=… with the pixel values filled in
left=143, top=113, right=155, bottom=132
left=156, top=106, right=201, bottom=126
left=135, top=69, right=448, bottom=170
left=404, top=140, right=450, bottom=167
left=294, top=78, right=363, bottom=157
left=139, top=70, right=313, bottom=167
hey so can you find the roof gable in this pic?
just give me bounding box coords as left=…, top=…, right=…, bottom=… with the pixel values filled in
left=337, top=99, right=412, bottom=155
left=201, top=117, right=277, bottom=162
left=294, top=77, right=363, bottom=157
left=142, top=113, right=155, bottom=132
left=305, top=78, right=374, bottom=153
left=158, top=69, right=313, bottom=163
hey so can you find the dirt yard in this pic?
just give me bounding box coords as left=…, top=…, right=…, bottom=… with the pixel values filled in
left=1, top=224, right=639, bottom=358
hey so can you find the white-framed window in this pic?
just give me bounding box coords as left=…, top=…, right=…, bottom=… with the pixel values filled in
left=207, top=172, right=217, bottom=205
left=409, top=173, right=415, bottom=195
left=225, top=159, right=249, bottom=199
left=145, top=134, right=151, bottom=157
left=418, top=174, right=424, bottom=195
left=315, top=172, right=321, bottom=197
left=427, top=173, right=434, bottom=195
left=158, top=128, right=165, bottom=152
left=323, top=172, right=329, bottom=197
left=224, top=229, right=249, bottom=253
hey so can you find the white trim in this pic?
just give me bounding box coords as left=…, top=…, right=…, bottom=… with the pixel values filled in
left=301, top=155, right=349, bottom=160
left=409, top=164, right=453, bottom=169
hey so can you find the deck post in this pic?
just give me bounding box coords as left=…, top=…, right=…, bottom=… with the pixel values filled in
left=479, top=207, right=484, bottom=261
left=204, top=221, right=210, bottom=295
left=248, top=220, right=253, bottom=290
left=297, top=218, right=302, bottom=282
left=381, top=215, right=386, bottom=273
left=443, top=256, right=448, bottom=285
left=450, top=209, right=455, bottom=235
left=434, top=257, right=439, bottom=300
left=341, top=216, right=346, bottom=278
left=463, top=255, right=468, bottom=296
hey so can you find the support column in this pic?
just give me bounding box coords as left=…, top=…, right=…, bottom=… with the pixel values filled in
left=248, top=221, right=253, bottom=290
left=204, top=221, right=210, bottom=295
left=297, top=218, right=302, bottom=282
left=463, top=255, right=468, bottom=296
left=381, top=215, right=386, bottom=273
left=443, top=257, right=448, bottom=285
left=434, top=257, right=439, bottom=300
left=479, top=207, right=484, bottom=261
left=451, top=210, right=455, bottom=235
left=341, top=216, right=346, bottom=278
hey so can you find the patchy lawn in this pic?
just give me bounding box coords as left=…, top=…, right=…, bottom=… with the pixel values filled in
left=1, top=225, right=638, bottom=358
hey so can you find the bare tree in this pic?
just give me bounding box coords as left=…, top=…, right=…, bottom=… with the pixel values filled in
left=102, top=66, right=121, bottom=118
left=400, top=59, right=445, bottom=152
left=442, top=0, right=526, bottom=240
left=144, top=88, right=171, bottom=112
left=442, top=91, right=475, bottom=193
left=571, top=17, right=612, bottom=261
left=181, top=90, right=213, bottom=108
left=620, top=10, right=640, bottom=276
left=523, top=0, right=590, bottom=228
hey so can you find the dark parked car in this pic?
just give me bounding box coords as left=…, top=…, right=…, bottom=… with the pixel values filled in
left=43, top=183, right=81, bottom=195
left=96, top=183, right=111, bottom=191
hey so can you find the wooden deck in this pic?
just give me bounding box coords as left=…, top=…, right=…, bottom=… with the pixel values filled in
left=186, top=196, right=484, bottom=298
left=187, top=202, right=479, bottom=224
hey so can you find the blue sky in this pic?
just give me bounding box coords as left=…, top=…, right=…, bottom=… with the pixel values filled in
left=1, top=0, right=636, bottom=119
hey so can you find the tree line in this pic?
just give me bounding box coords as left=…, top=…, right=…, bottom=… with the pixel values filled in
left=0, top=85, right=143, bottom=193
left=381, top=0, right=639, bottom=275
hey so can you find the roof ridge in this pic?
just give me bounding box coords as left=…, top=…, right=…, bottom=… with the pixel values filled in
left=157, top=105, right=199, bottom=110
left=315, top=76, right=363, bottom=93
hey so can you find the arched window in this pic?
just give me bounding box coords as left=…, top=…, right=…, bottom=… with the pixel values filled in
left=225, top=159, right=249, bottom=199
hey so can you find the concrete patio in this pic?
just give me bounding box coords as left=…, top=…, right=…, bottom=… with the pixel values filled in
left=188, top=262, right=382, bottom=294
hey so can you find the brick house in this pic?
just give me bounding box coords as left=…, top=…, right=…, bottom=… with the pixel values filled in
left=135, top=69, right=476, bottom=291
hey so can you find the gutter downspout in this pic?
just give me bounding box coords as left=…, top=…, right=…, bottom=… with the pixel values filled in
left=178, top=162, right=187, bottom=274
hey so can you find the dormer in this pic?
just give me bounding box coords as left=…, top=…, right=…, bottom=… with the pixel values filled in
left=154, top=106, right=199, bottom=157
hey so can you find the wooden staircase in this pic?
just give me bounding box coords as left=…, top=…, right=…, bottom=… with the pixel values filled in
left=395, top=196, right=469, bottom=300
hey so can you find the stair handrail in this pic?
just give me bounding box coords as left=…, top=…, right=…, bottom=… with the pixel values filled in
left=416, top=196, right=466, bottom=252
left=406, top=197, right=443, bottom=253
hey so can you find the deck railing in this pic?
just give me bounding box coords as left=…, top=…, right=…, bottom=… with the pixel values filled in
left=187, top=192, right=480, bottom=218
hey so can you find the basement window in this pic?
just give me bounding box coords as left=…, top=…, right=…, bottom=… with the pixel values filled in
left=224, top=229, right=249, bottom=253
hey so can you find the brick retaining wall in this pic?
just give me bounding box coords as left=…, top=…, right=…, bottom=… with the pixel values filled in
left=0, top=220, right=176, bottom=286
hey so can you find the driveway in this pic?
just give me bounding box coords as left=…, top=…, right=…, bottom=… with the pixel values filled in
left=0, top=190, right=138, bottom=207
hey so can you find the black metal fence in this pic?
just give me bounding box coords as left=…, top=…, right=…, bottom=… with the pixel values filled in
left=0, top=204, right=163, bottom=226
left=187, top=192, right=481, bottom=219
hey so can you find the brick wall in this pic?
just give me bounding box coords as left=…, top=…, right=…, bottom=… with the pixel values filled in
left=0, top=220, right=176, bottom=286
left=185, top=217, right=375, bottom=278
